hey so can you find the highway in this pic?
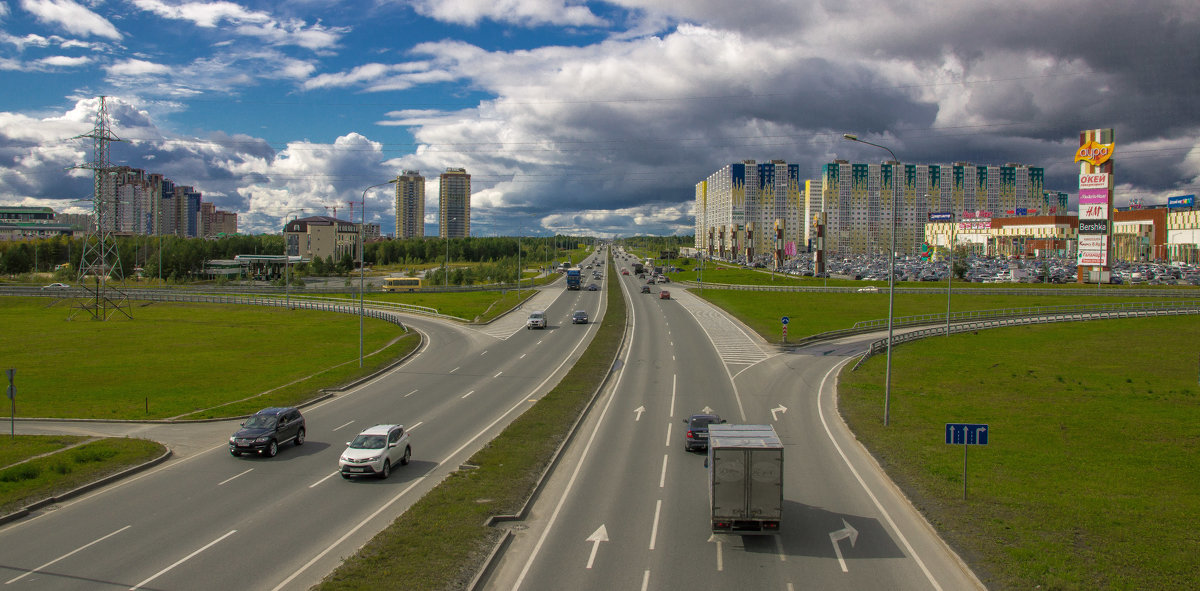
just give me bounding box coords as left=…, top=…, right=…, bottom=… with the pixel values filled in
left=0, top=252, right=611, bottom=590
left=486, top=253, right=984, bottom=591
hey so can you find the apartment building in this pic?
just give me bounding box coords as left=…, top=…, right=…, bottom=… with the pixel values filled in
left=395, top=170, right=425, bottom=239
left=439, top=168, right=470, bottom=239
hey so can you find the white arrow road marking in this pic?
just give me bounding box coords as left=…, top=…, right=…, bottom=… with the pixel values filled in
left=701, top=406, right=714, bottom=414
left=708, top=535, right=723, bottom=571
left=634, top=405, right=645, bottom=421
left=771, top=405, right=788, bottom=421
left=585, top=525, right=608, bottom=569
left=829, top=519, right=859, bottom=573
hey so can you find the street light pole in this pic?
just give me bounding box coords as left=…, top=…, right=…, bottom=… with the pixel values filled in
left=844, top=133, right=899, bottom=426
left=360, top=180, right=396, bottom=368
left=947, top=221, right=954, bottom=336
left=444, top=217, right=457, bottom=288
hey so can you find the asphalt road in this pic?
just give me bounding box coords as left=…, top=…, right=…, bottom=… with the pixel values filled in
left=485, top=256, right=984, bottom=591
left=1, top=253, right=611, bottom=590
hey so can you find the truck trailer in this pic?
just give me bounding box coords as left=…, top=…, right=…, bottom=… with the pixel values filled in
left=707, top=424, right=783, bottom=535
left=565, top=267, right=582, bottom=290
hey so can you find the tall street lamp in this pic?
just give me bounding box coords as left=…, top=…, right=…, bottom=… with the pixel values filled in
left=444, top=217, right=457, bottom=288
left=844, top=133, right=899, bottom=426
left=284, top=209, right=304, bottom=309
left=360, top=180, right=396, bottom=368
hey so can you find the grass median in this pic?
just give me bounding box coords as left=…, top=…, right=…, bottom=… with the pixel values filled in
left=317, top=257, right=627, bottom=591
left=839, top=316, right=1200, bottom=589
left=0, top=437, right=166, bottom=516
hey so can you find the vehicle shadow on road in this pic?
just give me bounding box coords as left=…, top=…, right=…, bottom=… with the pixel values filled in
left=231, top=440, right=332, bottom=460
left=739, top=500, right=904, bottom=560
left=338, top=459, right=437, bottom=484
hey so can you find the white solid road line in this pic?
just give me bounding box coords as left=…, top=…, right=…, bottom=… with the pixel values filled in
left=648, top=499, right=662, bottom=550
left=217, top=468, right=253, bottom=486
left=817, top=359, right=943, bottom=590
left=129, top=529, right=236, bottom=590
left=5, top=524, right=131, bottom=584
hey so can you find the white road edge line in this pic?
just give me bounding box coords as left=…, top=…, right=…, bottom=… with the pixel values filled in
left=512, top=271, right=635, bottom=591
left=5, top=525, right=131, bottom=584
left=648, top=499, right=662, bottom=550
left=659, top=455, right=668, bottom=488
left=271, top=478, right=426, bottom=591
left=129, top=529, right=236, bottom=590
left=817, top=358, right=943, bottom=591
left=218, top=468, right=253, bottom=486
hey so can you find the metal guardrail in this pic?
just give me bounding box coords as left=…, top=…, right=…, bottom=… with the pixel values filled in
left=676, top=280, right=1200, bottom=298
left=0, top=286, right=468, bottom=323
left=852, top=300, right=1200, bottom=330
left=850, top=305, right=1200, bottom=370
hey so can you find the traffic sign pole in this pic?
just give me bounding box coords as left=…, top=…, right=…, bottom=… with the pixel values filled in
left=945, top=422, right=988, bottom=500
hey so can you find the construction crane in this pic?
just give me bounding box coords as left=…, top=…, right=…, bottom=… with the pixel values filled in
left=324, top=204, right=339, bottom=218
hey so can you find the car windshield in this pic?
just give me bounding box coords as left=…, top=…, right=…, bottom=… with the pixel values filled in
left=689, top=416, right=718, bottom=429
left=244, top=415, right=277, bottom=429
left=350, top=434, right=386, bottom=449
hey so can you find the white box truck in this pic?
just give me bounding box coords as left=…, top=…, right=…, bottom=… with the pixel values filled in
left=707, top=424, right=783, bottom=535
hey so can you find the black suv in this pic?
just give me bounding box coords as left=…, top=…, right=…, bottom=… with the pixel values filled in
left=230, top=407, right=306, bottom=457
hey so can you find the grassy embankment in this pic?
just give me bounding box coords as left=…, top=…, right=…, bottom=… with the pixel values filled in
left=0, top=437, right=166, bottom=516
left=689, top=278, right=1200, bottom=589
left=317, top=258, right=626, bottom=591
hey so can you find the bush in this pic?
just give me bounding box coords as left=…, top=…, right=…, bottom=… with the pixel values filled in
left=0, top=464, right=41, bottom=482
left=72, top=447, right=119, bottom=464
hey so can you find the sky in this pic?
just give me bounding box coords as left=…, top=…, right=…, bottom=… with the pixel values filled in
left=1, top=0, right=1198, bottom=238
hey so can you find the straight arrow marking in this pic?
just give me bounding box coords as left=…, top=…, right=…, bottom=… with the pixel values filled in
left=585, top=525, right=608, bottom=569
left=634, top=405, right=645, bottom=421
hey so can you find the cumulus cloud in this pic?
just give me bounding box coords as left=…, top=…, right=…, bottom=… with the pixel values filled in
left=131, top=0, right=348, bottom=51
left=408, top=0, right=606, bottom=28
left=20, top=0, right=121, bottom=40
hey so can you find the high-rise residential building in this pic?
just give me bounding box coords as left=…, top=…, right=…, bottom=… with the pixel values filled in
left=395, top=170, right=425, bottom=239
left=820, top=160, right=1044, bottom=256
left=694, top=160, right=805, bottom=261
left=439, top=168, right=470, bottom=238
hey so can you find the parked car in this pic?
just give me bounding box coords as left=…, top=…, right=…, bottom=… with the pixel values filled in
left=229, top=407, right=306, bottom=457
left=683, top=413, right=725, bottom=451
left=339, top=424, right=411, bottom=479
left=659, top=290, right=671, bottom=299
left=527, top=310, right=547, bottom=329
left=857, top=286, right=879, bottom=293
left=641, top=285, right=652, bottom=294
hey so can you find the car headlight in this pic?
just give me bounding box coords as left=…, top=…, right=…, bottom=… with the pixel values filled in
left=255, top=436, right=271, bottom=443
left=229, top=437, right=236, bottom=444
left=365, top=455, right=381, bottom=462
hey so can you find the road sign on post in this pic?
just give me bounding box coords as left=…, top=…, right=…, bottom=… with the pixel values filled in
left=946, top=423, right=988, bottom=499
left=781, top=316, right=789, bottom=344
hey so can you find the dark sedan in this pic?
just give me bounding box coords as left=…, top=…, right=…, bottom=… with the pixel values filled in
left=682, top=413, right=725, bottom=451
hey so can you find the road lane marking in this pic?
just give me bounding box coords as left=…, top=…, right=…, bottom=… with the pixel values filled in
left=130, top=530, right=236, bottom=590
left=450, top=366, right=459, bottom=373
left=664, top=422, right=671, bottom=447
left=711, top=536, right=723, bottom=571
left=640, top=570, right=650, bottom=591
left=648, top=499, right=662, bottom=550
left=669, top=375, right=676, bottom=418
left=218, top=469, right=253, bottom=486
left=271, top=477, right=427, bottom=591
left=481, top=350, right=488, bottom=355
left=495, top=371, right=503, bottom=378
left=5, top=525, right=130, bottom=584
left=519, top=353, right=527, bottom=359
left=774, top=533, right=787, bottom=562
left=818, top=359, right=942, bottom=590
left=310, top=471, right=340, bottom=488
left=408, top=421, right=424, bottom=431
left=332, top=420, right=355, bottom=431
left=585, top=525, right=608, bottom=569
left=462, top=390, right=475, bottom=399
left=404, top=389, right=418, bottom=397
left=659, top=455, right=668, bottom=488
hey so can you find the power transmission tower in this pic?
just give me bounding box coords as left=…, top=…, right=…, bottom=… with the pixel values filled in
left=70, top=96, right=132, bottom=320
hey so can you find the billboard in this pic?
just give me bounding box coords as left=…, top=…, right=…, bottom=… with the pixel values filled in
left=928, top=212, right=953, bottom=222
left=1078, top=173, right=1109, bottom=189
left=1080, top=203, right=1109, bottom=219
left=1078, top=219, right=1109, bottom=234
left=1167, top=195, right=1194, bottom=208
left=1079, top=188, right=1108, bottom=204
left=1077, top=235, right=1108, bottom=266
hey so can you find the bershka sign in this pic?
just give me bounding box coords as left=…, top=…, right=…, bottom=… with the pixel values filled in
left=1078, top=219, right=1109, bottom=234
left=1079, top=173, right=1109, bottom=189
left=1075, top=141, right=1115, bottom=166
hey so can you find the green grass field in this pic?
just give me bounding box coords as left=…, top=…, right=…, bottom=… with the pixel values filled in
left=0, top=437, right=166, bottom=515
left=0, top=298, right=416, bottom=420
left=837, top=316, right=1200, bottom=589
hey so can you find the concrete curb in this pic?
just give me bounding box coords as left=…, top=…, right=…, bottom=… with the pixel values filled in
left=0, top=446, right=173, bottom=527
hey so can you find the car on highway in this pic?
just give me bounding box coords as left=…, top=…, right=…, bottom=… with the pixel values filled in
left=41, top=282, right=70, bottom=289
left=621, top=269, right=629, bottom=275
left=339, top=424, right=411, bottom=479
left=527, top=310, right=547, bottom=329
left=229, top=407, right=306, bottom=457
left=857, top=286, right=879, bottom=293
left=572, top=310, right=589, bottom=324
left=659, top=290, right=671, bottom=299
left=682, top=413, right=725, bottom=451
left=641, top=285, right=651, bottom=294
left=586, top=284, right=599, bottom=291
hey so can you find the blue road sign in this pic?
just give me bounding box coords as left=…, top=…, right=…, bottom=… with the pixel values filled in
left=781, top=316, right=790, bottom=325
left=945, top=423, right=989, bottom=445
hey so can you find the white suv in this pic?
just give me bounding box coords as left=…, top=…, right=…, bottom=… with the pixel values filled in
left=527, top=310, right=547, bottom=329
left=339, top=424, right=411, bottom=479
